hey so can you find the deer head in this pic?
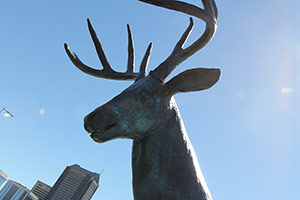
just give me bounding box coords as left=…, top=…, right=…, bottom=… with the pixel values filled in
left=65, top=0, right=219, bottom=144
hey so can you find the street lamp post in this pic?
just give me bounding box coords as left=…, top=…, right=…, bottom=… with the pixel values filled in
left=0, top=107, right=14, bottom=117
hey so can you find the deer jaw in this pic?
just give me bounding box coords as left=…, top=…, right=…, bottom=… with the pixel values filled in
left=84, top=76, right=173, bottom=143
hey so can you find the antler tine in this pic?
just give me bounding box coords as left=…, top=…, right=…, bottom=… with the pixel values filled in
left=212, top=0, right=218, bottom=19
left=174, top=17, right=194, bottom=52
left=138, top=42, right=153, bottom=78
left=65, top=19, right=148, bottom=80
left=126, top=24, right=134, bottom=73
left=202, top=0, right=217, bottom=19
left=87, top=19, right=113, bottom=72
left=139, top=0, right=218, bottom=81
left=64, top=43, right=108, bottom=78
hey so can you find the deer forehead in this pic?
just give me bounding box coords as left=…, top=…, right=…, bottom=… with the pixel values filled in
left=122, top=76, right=163, bottom=95
left=103, top=76, right=169, bottom=115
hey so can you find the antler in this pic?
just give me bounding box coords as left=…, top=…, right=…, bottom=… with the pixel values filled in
left=64, top=19, right=152, bottom=80
left=139, top=0, right=218, bottom=81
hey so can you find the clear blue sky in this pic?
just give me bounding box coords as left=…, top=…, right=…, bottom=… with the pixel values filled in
left=1, top=0, right=299, bottom=199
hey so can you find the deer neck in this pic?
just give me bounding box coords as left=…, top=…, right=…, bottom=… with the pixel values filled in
left=131, top=98, right=211, bottom=200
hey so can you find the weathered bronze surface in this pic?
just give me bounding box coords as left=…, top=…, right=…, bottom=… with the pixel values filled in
left=65, top=0, right=219, bottom=199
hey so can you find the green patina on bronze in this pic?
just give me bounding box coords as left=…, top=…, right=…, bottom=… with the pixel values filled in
left=65, top=0, right=220, bottom=199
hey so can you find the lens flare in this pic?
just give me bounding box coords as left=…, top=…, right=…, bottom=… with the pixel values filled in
left=281, top=87, right=294, bottom=94
left=40, top=108, right=46, bottom=115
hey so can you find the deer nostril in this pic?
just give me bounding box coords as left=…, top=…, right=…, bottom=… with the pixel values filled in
left=84, top=112, right=97, bottom=133
left=84, top=123, right=91, bottom=133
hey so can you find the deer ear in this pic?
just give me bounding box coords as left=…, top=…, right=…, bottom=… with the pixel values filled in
left=165, top=68, right=221, bottom=94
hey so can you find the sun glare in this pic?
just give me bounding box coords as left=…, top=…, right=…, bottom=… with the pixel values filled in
left=40, top=108, right=46, bottom=115
left=281, top=87, right=294, bottom=94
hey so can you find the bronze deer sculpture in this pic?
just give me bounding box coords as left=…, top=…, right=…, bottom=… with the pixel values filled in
left=65, top=0, right=219, bottom=199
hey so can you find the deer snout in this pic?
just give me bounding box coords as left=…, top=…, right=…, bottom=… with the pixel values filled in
left=84, top=107, right=118, bottom=134
left=84, top=111, right=97, bottom=133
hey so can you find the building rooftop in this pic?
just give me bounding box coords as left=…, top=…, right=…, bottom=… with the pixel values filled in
left=0, top=170, right=8, bottom=179
left=70, top=164, right=100, bottom=183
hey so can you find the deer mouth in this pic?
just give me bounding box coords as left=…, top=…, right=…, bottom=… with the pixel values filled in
left=104, top=122, right=117, bottom=131
left=90, top=122, right=117, bottom=140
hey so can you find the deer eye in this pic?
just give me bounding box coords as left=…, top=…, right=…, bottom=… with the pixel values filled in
left=137, top=90, right=151, bottom=103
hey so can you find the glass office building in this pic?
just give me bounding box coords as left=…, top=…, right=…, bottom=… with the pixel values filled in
left=45, top=164, right=100, bottom=200
left=0, top=180, right=38, bottom=200
left=31, top=180, right=52, bottom=200
left=0, top=170, right=8, bottom=189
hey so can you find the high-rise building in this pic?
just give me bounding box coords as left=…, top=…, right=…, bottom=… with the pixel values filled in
left=0, top=170, right=8, bottom=188
left=0, top=180, right=38, bottom=200
left=31, top=180, right=52, bottom=200
left=45, top=164, right=100, bottom=200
